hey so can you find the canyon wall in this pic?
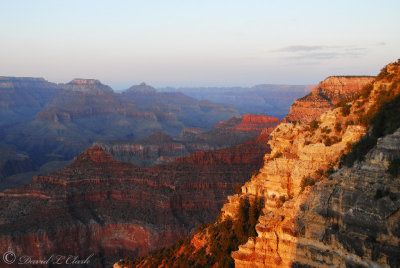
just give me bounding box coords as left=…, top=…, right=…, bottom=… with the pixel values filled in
left=231, top=62, right=400, bottom=267
left=0, top=128, right=272, bottom=266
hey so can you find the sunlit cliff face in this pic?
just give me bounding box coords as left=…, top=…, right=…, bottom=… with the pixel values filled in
left=232, top=62, right=400, bottom=267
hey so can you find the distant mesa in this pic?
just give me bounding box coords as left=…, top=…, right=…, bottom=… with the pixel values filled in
left=139, top=131, right=175, bottom=144
left=0, top=76, right=54, bottom=90
left=124, top=82, right=157, bottom=94
left=0, top=76, right=47, bottom=83
left=63, top=78, right=113, bottom=94
left=68, top=78, right=102, bottom=85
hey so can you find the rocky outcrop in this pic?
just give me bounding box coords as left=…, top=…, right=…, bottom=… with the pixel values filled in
left=285, top=76, right=374, bottom=123
left=289, top=128, right=400, bottom=267
left=230, top=62, right=400, bottom=267
left=284, top=92, right=332, bottom=124
left=0, top=128, right=272, bottom=266
left=318, top=76, right=375, bottom=103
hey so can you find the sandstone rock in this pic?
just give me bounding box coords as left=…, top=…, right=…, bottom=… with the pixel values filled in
left=285, top=76, right=374, bottom=124
left=230, top=62, right=400, bottom=267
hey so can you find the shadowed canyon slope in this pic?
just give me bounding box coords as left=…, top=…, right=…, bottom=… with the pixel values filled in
left=95, top=114, right=279, bottom=166
left=0, top=78, right=244, bottom=185
left=119, top=60, right=400, bottom=268
left=160, top=84, right=312, bottom=119
left=0, top=128, right=273, bottom=266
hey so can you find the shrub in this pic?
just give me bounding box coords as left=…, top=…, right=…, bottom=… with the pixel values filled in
left=326, top=167, right=335, bottom=177
left=335, top=99, right=348, bottom=108
left=360, top=83, right=373, bottom=98
left=334, top=122, right=342, bottom=132
left=316, top=169, right=325, bottom=177
left=271, top=152, right=283, bottom=159
left=341, top=105, right=351, bottom=116
left=374, top=188, right=390, bottom=200
left=300, top=176, right=315, bottom=193
left=129, top=195, right=265, bottom=267
left=340, top=93, right=400, bottom=167
left=233, top=184, right=243, bottom=194
left=345, top=120, right=355, bottom=127
left=321, top=126, right=332, bottom=134
left=310, top=120, right=319, bottom=130
left=377, top=66, right=389, bottom=80
left=387, top=158, right=400, bottom=177
left=277, top=195, right=287, bottom=208
left=323, top=136, right=332, bottom=146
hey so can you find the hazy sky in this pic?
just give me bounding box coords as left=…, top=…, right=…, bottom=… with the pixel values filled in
left=1, top=0, right=399, bottom=89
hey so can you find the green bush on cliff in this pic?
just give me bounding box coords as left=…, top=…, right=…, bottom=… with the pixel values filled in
left=340, top=92, right=400, bottom=168
left=123, top=195, right=264, bottom=267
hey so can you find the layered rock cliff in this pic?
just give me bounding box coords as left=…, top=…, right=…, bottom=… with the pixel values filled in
left=182, top=114, right=279, bottom=148
left=120, top=60, right=400, bottom=268
left=0, top=128, right=272, bottom=266
left=288, top=127, right=400, bottom=267
left=231, top=61, right=400, bottom=267
left=285, top=76, right=374, bottom=123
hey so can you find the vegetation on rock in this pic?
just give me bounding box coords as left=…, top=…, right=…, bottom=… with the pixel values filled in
left=118, top=196, right=263, bottom=268
left=387, top=158, right=400, bottom=177
left=340, top=62, right=400, bottom=167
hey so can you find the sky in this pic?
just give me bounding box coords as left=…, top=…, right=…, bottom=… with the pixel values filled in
left=0, top=0, right=399, bottom=90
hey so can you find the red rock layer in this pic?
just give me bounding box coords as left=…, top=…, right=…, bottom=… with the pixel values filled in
left=0, top=131, right=271, bottom=266
left=232, top=114, right=280, bottom=132
left=285, top=76, right=374, bottom=123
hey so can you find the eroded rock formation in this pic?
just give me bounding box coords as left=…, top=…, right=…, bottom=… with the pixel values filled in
left=0, top=128, right=272, bottom=266
left=231, top=62, right=400, bottom=267
left=285, top=76, right=374, bottom=123
left=0, top=77, right=241, bottom=183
